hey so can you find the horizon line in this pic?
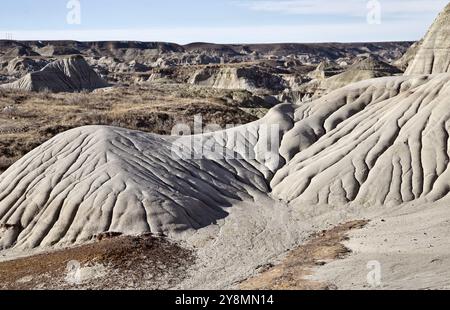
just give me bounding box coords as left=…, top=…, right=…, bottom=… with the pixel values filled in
left=0, top=39, right=417, bottom=45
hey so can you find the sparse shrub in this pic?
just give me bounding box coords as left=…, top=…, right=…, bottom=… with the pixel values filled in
left=35, top=88, right=52, bottom=100
left=64, top=92, right=91, bottom=106
left=0, top=83, right=261, bottom=173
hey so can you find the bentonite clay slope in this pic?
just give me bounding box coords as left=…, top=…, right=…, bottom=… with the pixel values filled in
left=272, top=74, right=450, bottom=206
left=1, top=74, right=450, bottom=250
left=316, top=57, right=402, bottom=93
left=406, top=3, right=450, bottom=74
left=1, top=55, right=108, bottom=92
left=1, top=4, right=450, bottom=251
left=394, top=40, right=423, bottom=71
left=0, top=105, right=294, bottom=250
left=189, top=66, right=286, bottom=92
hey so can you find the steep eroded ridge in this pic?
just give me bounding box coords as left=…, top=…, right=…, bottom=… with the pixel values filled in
left=406, top=3, right=450, bottom=74
left=272, top=74, right=450, bottom=206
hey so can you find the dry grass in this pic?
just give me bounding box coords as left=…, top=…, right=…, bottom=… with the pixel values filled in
left=239, top=220, right=369, bottom=290
left=0, top=83, right=265, bottom=173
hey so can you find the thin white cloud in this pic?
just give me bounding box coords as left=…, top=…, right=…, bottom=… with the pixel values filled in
left=238, top=0, right=448, bottom=17
left=2, top=0, right=445, bottom=43
left=1, top=21, right=431, bottom=44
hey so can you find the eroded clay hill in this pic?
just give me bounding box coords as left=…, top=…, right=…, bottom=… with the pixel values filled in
left=0, top=4, right=450, bottom=251
left=307, top=56, right=402, bottom=98
left=406, top=3, right=450, bottom=74
left=272, top=74, right=450, bottom=206
left=1, top=55, right=108, bottom=92
left=1, top=71, right=450, bottom=250
left=189, top=65, right=286, bottom=93
left=0, top=105, right=294, bottom=249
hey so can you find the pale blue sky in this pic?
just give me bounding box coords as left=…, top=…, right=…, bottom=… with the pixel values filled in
left=0, top=0, right=448, bottom=43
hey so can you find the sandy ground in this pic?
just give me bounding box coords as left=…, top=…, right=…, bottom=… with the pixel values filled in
left=175, top=194, right=378, bottom=289
left=312, top=200, right=450, bottom=290
left=177, top=196, right=450, bottom=290
left=239, top=220, right=369, bottom=290
left=1, top=194, right=449, bottom=290
left=0, top=192, right=353, bottom=289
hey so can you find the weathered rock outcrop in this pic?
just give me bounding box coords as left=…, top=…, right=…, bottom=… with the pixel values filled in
left=394, top=40, right=423, bottom=71
left=307, top=61, right=343, bottom=80
left=189, top=65, right=286, bottom=93
left=4, top=57, right=48, bottom=76
left=0, top=55, right=108, bottom=92
left=319, top=56, right=401, bottom=92
left=295, top=57, right=401, bottom=100
left=3, top=46, right=40, bottom=58
left=406, top=3, right=450, bottom=74
left=272, top=74, right=450, bottom=206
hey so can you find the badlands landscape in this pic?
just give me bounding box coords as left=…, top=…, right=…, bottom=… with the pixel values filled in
left=0, top=3, right=450, bottom=290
